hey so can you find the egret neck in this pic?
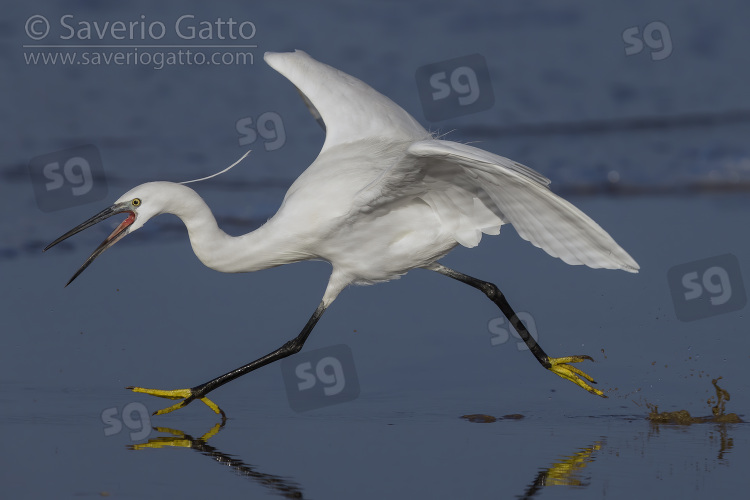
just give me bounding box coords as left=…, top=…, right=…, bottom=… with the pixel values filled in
left=163, top=182, right=305, bottom=274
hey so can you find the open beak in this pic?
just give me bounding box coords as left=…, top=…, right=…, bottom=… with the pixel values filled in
left=44, top=203, right=136, bottom=287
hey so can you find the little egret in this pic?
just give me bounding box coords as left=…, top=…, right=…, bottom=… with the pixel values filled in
left=45, top=50, right=639, bottom=416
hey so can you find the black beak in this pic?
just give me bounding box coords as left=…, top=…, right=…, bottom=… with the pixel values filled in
left=44, top=203, right=136, bottom=287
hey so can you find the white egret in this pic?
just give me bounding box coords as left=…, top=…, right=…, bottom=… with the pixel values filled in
left=45, top=50, right=639, bottom=417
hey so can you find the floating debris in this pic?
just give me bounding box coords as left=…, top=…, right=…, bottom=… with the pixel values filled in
left=460, top=413, right=525, bottom=423
left=461, top=414, right=497, bottom=423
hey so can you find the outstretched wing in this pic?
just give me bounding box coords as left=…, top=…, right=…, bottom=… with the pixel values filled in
left=264, top=50, right=431, bottom=152
left=353, top=140, right=639, bottom=273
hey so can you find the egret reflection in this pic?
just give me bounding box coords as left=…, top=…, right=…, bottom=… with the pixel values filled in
left=129, top=421, right=305, bottom=499
left=519, top=440, right=605, bottom=499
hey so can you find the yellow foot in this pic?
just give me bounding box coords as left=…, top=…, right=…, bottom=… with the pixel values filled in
left=547, top=355, right=607, bottom=398
left=126, top=386, right=226, bottom=417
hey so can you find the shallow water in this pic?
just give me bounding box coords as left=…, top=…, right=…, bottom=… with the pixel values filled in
left=2, top=1, right=750, bottom=499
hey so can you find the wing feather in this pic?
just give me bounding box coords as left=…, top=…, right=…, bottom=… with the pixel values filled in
left=264, top=51, right=637, bottom=273
left=264, top=50, right=430, bottom=152
left=354, top=139, right=639, bottom=272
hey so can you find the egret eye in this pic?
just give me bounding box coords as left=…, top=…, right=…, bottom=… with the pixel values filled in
left=132, top=198, right=141, bottom=207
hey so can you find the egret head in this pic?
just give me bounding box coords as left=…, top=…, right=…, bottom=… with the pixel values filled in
left=44, top=182, right=175, bottom=286
left=44, top=151, right=249, bottom=286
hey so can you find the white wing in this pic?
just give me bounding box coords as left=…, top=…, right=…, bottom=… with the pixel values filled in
left=265, top=51, right=638, bottom=273
left=354, top=140, right=640, bottom=273
left=264, top=50, right=431, bottom=153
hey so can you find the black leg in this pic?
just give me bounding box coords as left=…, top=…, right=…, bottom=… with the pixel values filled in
left=193, top=301, right=327, bottom=397
left=428, top=263, right=554, bottom=368
left=427, top=262, right=604, bottom=397
left=129, top=301, right=328, bottom=414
